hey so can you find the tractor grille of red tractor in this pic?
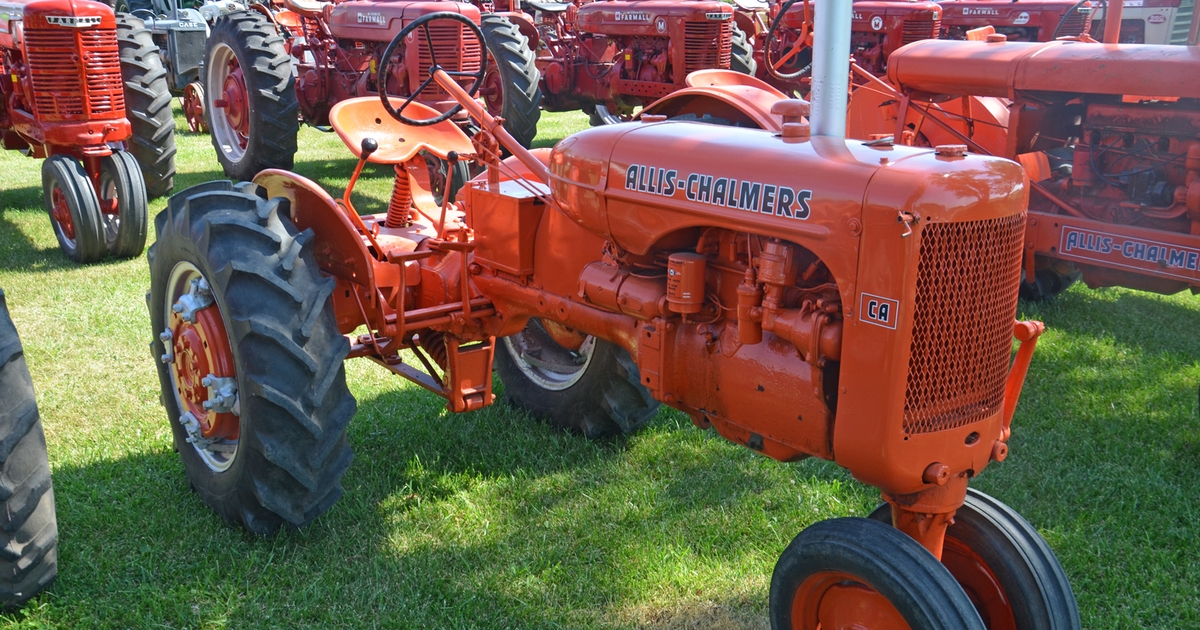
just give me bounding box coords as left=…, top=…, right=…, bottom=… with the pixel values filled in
left=1056, top=6, right=1092, bottom=38
left=901, top=17, right=941, bottom=45
left=903, top=213, right=1025, bottom=435
left=24, top=26, right=125, bottom=121
left=684, top=21, right=733, bottom=73
left=416, top=21, right=482, bottom=98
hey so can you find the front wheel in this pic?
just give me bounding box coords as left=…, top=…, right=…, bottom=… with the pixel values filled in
left=480, top=14, right=542, bottom=148
left=148, top=181, right=355, bottom=533
left=869, top=489, right=1081, bottom=630
left=494, top=318, right=658, bottom=437
left=42, top=155, right=104, bottom=264
left=97, top=150, right=149, bottom=258
left=769, top=518, right=985, bottom=630
left=204, top=12, right=299, bottom=181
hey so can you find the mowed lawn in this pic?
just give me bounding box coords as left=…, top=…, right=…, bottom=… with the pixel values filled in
left=0, top=105, right=1198, bottom=629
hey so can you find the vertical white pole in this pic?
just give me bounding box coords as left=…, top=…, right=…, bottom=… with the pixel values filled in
left=809, top=0, right=852, bottom=137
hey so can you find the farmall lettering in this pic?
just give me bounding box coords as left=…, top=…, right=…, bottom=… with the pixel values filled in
left=623, top=163, right=812, bottom=219
left=859, top=293, right=899, bottom=329
left=615, top=11, right=652, bottom=21
left=962, top=7, right=1000, bottom=16
left=356, top=11, right=385, bottom=24
left=1060, top=226, right=1200, bottom=281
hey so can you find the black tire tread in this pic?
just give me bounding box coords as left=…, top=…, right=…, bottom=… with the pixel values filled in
left=204, top=12, right=299, bottom=180
left=770, top=518, right=984, bottom=630
left=116, top=15, right=177, bottom=198
left=148, top=182, right=354, bottom=533
left=730, top=24, right=757, bottom=76
left=0, top=290, right=58, bottom=608
left=481, top=14, right=542, bottom=149
left=43, top=155, right=105, bottom=264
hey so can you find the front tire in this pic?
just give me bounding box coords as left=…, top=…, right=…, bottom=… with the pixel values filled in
left=116, top=15, right=177, bottom=198
left=148, top=181, right=355, bottom=533
left=869, top=489, right=1081, bottom=629
left=480, top=14, right=542, bottom=148
left=43, top=155, right=104, bottom=264
left=770, top=518, right=985, bottom=630
left=97, top=150, right=149, bottom=258
left=204, top=12, right=299, bottom=181
left=0, top=289, right=59, bottom=608
left=494, top=319, right=658, bottom=437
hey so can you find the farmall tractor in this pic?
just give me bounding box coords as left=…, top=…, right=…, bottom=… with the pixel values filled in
left=202, top=2, right=540, bottom=181
left=938, top=0, right=1094, bottom=41
left=523, top=0, right=757, bottom=124
left=0, top=0, right=176, bottom=263
left=733, top=0, right=942, bottom=96
left=847, top=24, right=1200, bottom=302
left=147, top=11, right=1081, bottom=628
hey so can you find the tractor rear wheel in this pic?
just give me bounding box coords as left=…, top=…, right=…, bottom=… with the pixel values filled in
left=494, top=319, right=658, bottom=437
left=869, top=489, right=1081, bottom=630
left=148, top=181, right=355, bottom=533
left=0, top=289, right=59, bottom=608
left=481, top=14, right=541, bottom=149
left=204, top=11, right=299, bottom=181
left=43, top=155, right=104, bottom=264
left=98, top=150, right=149, bottom=259
left=730, top=25, right=757, bottom=75
left=116, top=15, right=177, bottom=199
left=769, top=518, right=985, bottom=630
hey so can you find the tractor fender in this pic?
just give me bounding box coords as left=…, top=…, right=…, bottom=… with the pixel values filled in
left=640, top=86, right=788, bottom=132
left=495, top=11, right=539, bottom=51
left=252, top=169, right=375, bottom=290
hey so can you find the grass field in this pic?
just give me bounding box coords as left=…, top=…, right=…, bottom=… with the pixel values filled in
left=0, top=106, right=1198, bottom=629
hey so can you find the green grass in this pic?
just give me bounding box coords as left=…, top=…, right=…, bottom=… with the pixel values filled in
left=0, top=106, right=1198, bottom=628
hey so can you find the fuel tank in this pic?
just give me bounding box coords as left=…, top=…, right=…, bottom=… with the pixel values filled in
left=887, top=39, right=1200, bottom=101
left=327, top=1, right=479, bottom=42
left=574, top=0, right=733, bottom=37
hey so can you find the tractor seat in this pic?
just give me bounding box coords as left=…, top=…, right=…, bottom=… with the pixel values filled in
left=525, top=0, right=571, bottom=13
left=329, top=98, right=475, bottom=165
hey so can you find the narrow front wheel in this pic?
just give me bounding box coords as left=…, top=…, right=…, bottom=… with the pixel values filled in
left=42, top=155, right=104, bottom=264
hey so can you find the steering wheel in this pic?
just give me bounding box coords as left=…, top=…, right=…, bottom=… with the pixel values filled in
left=765, top=0, right=814, bottom=81
left=377, top=12, right=489, bottom=127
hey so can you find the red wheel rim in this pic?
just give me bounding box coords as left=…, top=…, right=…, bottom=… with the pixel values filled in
left=942, top=535, right=1017, bottom=630
left=183, top=83, right=207, bottom=133
left=790, top=571, right=912, bottom=630
left=50, top=186, right=76, bottom=241
left=481, top=63, right=504, bottom=118
left=220, top=59, right=250, bottom=149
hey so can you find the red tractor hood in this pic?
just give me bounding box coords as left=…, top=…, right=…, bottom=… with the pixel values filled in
left=327, top=1, right=480, bottom=42
left=575, top=0, right=733, bottom=36
left=1, top=0, right=117, bottom=30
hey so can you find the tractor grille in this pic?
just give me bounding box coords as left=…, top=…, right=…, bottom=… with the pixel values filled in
left=901, top=17, right=941, bottom=45
left=903, top=213, right=1025, bottom=435
left=683, top=21, right=733, bottom=73
left=416, top=22, right=482, bottom=98
left=24, top=26, right=125, bottom=121
left=1057, top=6, right=1092, bottom=38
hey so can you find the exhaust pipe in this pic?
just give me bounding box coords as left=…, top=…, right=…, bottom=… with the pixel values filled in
left=809, top=0, right=853, bottom=137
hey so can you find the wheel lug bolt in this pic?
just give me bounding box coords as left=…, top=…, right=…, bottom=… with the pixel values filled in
left=160, top=352, right=173, bottom=364
left=201, top=376, right=213, bottom=387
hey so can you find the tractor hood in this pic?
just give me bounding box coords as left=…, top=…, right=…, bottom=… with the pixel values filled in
left=1, top=0, right=117, bottom=30
left=575, top=0, right=733, bottom=36
left=327, top=1, right=479, bottom=42
left=937, top=0, right=1091, bottom=31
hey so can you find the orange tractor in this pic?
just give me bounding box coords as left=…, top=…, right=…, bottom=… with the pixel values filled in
left=0, top=0, right=176, bottom=262
left=149, top=11, right=1077, bottom=628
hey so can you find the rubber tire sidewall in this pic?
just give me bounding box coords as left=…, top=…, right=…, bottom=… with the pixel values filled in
left=43, top=155, right=105, bottom=264
left=100, top=150, right=149, bottom=258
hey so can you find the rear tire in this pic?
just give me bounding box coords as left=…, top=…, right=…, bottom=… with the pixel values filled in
left=117, top=15, right=177, bottom=199
left=730, top=25, right=757, bottom=75
left=0, top=290, right=59, bottom=608
left=43, top=155, right=105, bottom=264
left=148, top=181, right=355, bottom=533
left=480, top=14, right=542, bottom=148
left=494, top=319, right=658, bottom=437
left=98, top=150, right=149, bottom=258
left=204, top=11, right=299, bottom=181
left=770, top=518, right=985, bottom=630
left=869, top=489, right=1081, bottom=629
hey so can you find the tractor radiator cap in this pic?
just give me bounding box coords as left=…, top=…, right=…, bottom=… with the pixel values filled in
left=935, top=144, right=968, bottom=158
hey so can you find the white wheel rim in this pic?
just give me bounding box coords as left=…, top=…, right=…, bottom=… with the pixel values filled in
left=503, top=322, right=596, bottom=391
left=207, top=42, right=247, bottom=164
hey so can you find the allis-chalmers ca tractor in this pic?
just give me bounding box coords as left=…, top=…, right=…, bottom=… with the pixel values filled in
left=0, top=0, right=175, bottom=262
left=851, top=36, right=1200, bottom=301
left=938, top=0, right=1094, bottom=41
left=737, top=0, right=942, bottom=96
left=148, top=12, right=1080, bottom=629
left=525, top=0, right=757, bottom=125
left=203, top=2, right=539, bottom=181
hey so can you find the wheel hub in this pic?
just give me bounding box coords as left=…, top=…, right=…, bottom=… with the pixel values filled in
left=482, top=67, right=504, bottom=116
left=219, top=61, right=250, bottom=147
left=792, top=572, right=910, bottom=629
left=183, top=82, right=207, bottom=133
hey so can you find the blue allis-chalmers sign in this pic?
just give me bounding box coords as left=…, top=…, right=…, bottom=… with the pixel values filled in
left=1060, top=225, right=1200, bottom=280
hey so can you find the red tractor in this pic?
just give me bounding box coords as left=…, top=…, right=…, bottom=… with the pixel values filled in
left=202, top=1, right=539, bottom=180
left=737, top=0, right=942, bottom=96
left=938, top=0, right=1094, bottom=41
left=526, top=0, right=758, bottom=124
left=148, top=12, right=1078, bottom=629
left=0, top=0, right=175, bottom=262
